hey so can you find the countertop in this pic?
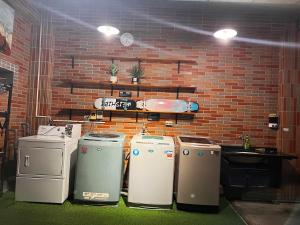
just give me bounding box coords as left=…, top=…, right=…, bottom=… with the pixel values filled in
left=221, top=145, right=297, bottom=160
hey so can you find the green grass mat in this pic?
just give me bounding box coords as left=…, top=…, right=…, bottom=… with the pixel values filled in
left=0, top=193, right=245, bottom=225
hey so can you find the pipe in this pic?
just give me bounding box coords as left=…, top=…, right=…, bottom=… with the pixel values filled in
left=35, top=17, right=43, bottom=118
left=34, top=16, right=53, bottom=121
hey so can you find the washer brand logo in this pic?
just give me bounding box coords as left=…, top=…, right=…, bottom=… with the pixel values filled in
left=80, top=146, right=88, bottom=153
left=133, top=149, right=139, bottom=156
left=197, top=151, right=205, bottom=157
left=164, top=150, right=173, bottom=159
left=96, top=147, right=102, bottom=151
left=148, top=149, right=154, bottom=153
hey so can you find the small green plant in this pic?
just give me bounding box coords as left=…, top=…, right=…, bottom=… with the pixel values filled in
left=130, top=65, right=144, bottom=78
left=109, top=63, right=119, bottom=77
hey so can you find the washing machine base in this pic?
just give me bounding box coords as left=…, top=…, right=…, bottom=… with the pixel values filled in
left=127, top=201, right=173, bottom=210
left=73, top=199, right=119, bottom=206
left=176, top=202, right=219, bottom=213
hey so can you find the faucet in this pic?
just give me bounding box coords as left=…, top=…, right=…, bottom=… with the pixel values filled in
left=140, top=123, right=148, bottom=135
left=240, top=134, right=251, bottom=150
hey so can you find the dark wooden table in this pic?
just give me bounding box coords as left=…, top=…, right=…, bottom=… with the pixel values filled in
left=221, top=145, right=297, bottom=188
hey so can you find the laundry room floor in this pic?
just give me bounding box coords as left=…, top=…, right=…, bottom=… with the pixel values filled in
left=0, top=193, right=246, bottom=225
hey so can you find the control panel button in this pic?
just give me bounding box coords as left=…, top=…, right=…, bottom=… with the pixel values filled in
left=183, top=149, right=189, bottom=155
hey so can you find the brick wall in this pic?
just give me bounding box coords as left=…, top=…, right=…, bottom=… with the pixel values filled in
left=46, top=1, right=287, bottom=153
left=0, top=2, right=39, bottom=159
left=278, top=23, right=300, bottom=170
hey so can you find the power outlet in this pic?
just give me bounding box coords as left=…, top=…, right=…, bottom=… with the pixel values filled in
left=119, top=91, right=132, bottom=97
left=165, top=121, right=174, bottom=127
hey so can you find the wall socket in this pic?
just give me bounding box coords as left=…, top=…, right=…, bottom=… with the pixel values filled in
left=283, top=127, right=289, bottom=132
left=119, top=91, right=132, bottom=97
left=165, top=121, right=174, bottom=127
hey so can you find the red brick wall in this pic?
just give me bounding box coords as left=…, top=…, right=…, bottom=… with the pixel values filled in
left=48, top=2, right=286, bottom=152
left=278, top=23, right=300, bottom=170
left=0, top=4, right=39, bottom=158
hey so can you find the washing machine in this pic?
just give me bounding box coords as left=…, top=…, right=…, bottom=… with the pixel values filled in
left=15, top=124, right=81, bottom=203
left=74, top=132, right=125, bottom=204
left=128, top=135, right=175, bottom=208
left=175, top=136, right=221, bottom=211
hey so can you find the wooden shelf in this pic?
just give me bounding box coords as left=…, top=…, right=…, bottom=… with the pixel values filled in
left=66, top=55, right=197, bottom=65
left=61, top=107, right=195, bottom=115
left=66, top=54, right=196, bottom=74
left=55, top=80, right=196, bottom=96
left=58, top=107, right=195, bottom=124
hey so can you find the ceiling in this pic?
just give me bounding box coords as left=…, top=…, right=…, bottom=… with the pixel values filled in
left=170, top=0, right=300, bottom=5
left=34, top=0, right=300, bottom=21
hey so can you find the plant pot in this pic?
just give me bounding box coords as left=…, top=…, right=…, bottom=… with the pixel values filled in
left=110, top=76, right=118, bottom=84
left=132, top=77, right=139, bottom=84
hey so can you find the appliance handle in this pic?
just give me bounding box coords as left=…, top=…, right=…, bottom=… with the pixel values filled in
left=24, top=155, right=30, bottom=167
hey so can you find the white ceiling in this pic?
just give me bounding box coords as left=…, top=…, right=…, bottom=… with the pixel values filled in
left=171, top=0, right=300, bottom=5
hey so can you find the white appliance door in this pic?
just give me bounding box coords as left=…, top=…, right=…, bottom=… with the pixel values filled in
left=128, top=143, right=174, bottom=205
left=18, top=142, right=63, bottom=177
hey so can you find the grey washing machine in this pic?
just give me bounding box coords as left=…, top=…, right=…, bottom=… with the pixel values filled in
left=74, top=133, right=125, bottom=204
left=175, top=136, right=221, bottom=211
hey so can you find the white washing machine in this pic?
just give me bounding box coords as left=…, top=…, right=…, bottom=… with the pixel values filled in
left=175, top=136, right=221, bottom=210
left=128, top=135, right=175, bottom=208
left=15, top=124, right=81, bottom=203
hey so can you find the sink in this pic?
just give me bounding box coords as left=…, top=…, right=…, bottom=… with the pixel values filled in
left=224, top=155, right=265, bottom=164
left=221, top=145, right=268, bottom=164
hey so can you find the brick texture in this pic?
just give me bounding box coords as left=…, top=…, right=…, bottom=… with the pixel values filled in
left=45, top=1, right=286, bottom=154
left=3, top=1, right=298, bottom=165
left=0, top=6, right=38, bottom=159
left=278, top=23, right=300, bottom=170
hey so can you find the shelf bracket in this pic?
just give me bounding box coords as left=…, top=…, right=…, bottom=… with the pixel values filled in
left=69, top=109, right=72, bottom=120
left=109, top=111, right=112, bottom=121
left=70, top=83, right=74, bottom=94
left=177, top=60, right=181, bottom=74
left=137, top=86, right=140, bottom=97
left=138, top=59, right=141, bottom=69
left=71, top=56, right=75, bottom=69
left=111, top=58, right=114, bottom=64
left=136, top=112, right=138, bottom=122
left=176, top=87, right=180, bottom=99
left=111, top=84, right=114, bottom=96
left=175, top=114, right=178, bottom=124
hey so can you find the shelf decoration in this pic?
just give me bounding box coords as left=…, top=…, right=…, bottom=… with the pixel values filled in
left=108, top=63, right=119, bottom=84
left=130, top=64, right=144, bottom=84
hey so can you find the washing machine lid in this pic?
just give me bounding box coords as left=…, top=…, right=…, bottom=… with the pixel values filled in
left=19, top=135, right=66, bottom=143
left=179, top=136, right=212, bottom=144
left=82, top=132, right=125, bottom=141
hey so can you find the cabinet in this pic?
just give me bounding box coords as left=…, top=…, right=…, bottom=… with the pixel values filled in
left=0, top=68, right=13, bottom=196
left=54, top=55, right=198, bottom=123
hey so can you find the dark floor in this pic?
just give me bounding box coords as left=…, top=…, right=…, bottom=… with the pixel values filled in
left=232, top=201, right=300, bottom=225
left=227, top=161, right=300, bottom=225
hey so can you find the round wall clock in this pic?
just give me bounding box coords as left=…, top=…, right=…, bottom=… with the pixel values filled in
left=120, top=32, right=134, bottom=47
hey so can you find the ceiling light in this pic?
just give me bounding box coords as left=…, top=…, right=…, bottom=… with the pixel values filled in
left=213, top=28, right=237, bottom=40
left=97, top=25, right=120, bottom=36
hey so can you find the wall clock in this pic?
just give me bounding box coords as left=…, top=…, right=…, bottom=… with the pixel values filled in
left=120, top=32, right=134, bottom=47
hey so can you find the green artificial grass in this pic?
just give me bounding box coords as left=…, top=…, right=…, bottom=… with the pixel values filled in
left=0, top=193, right=246, bottom=225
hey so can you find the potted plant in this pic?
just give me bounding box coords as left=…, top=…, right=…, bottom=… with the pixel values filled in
left=130, top=65, right=144, bottom=84
left=109, top=63, right=119, bottom=83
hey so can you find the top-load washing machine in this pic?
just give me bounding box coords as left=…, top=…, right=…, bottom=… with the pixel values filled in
left=175, top=136, right=221, bottom=210
left=74, top=132, right=125, bottom=204
left=15, top=124, right=81, bottom=203
left=128, top=135, right=175, bottom=208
